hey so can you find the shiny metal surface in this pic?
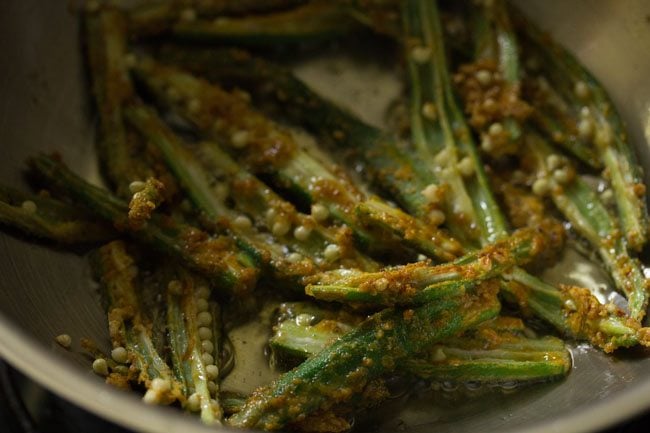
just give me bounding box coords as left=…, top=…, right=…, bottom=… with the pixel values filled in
left=1, top=1, right=650, bottom=432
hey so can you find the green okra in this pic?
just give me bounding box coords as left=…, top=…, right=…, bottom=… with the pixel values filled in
left=403, top=0, right=509, bottom=246
left=124, top=102, right=379, bottom=279
left=406, top=332, right=570, bottom=383
left=126, top=0, right=308, bottom=37
left=29, top=154, right=259, bottom=296
left=524, top=132, right=649, bottom=321
left=132, top=56, right=463, bottom=262
left=401, top=0, right=647, bottom=352
left=92, top=241, right=184, bottom=404
left=84, top=7, right=153, bottom=200
left=152, top=41, right=649, bottom=351
left=270, top=311, right=571, bottom=384
left=228, top=283, right=500, bottom=430
left=305, top=228, right=544, bottom=306
left=172, top=1, right=357, bottom=44
left=513, top=5, right=648, bottom=251
left=464, top=0, right=526, bottom=153
left=355, top=198, right=463, bottom=263
left=165, top=268, right=222, bottom=424
left=0, top=184, right=115, bottom=244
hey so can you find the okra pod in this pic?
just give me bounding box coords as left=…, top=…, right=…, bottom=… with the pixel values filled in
left=228, top=282, right=500, bottom=430
left=306, top=228, right=544, bottom=306
left=456, top=0, right=529, bottom=156
left=165, top=269, right=222, bottom=424
left=172, top=2, right=356, bottom=44
left=29, top=155, right=259, bottom=296
left=84, top=7, right=154, bottom=200
left=125, top=102, right=379, bottom=280
left=92, top=241, right=184, bottom=404
left=514, top=6, right=648, bottom=250
left=127, top=0, right=307, bottom=37
left=524, top=132, right=649, bottom=321
left=132, top=56, right=463, bottom=262
left=402, top=0, right=647, bottom=352
left=0, top=185, right=114, bottom=244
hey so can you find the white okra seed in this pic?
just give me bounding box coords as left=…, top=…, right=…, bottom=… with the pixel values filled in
left=111, top=346, right=128, bottom=364
left=167, top=279, right=182, bottom=295
left=323, top=244, right=341, bottom=261
left=265, top=208, right=277, bottom=222
left=142, top=389, right=158, bottom=405
left=187, top=393, right=201, bottom=412
left=196, top=285, right=210, bottom=300
left=553, top=168, right=572, bottom=184
left=475, top=69, right=492, bottom=86
left=295, top=313, right=314, bottom=326
left=601, top=188, right=614, bottom=204
left=431, top=347, right=447, bottom=362
left=411, top=45, right=431, bottom=64
left=421, top=184, right=440, bottom=204
left=206, top=364, right=219, bottom=380
left=428, top=209, right=446, bottom=226
left=201, top=340, right=214, bottom=355
left=311, top=203, right=329, bottom=222
left=21, top=200, right=37, bottom=214
left=287, top=252, right=303, bottom=263
left=532, top=178, right=550, bottom=196
left=481, top=135, right=495, bottom=153
left=293, top=225, right=312, bottom=241
left=577, top=118, right=593, bottom=139
left=374, top=278, right=389, bottom=291
left=546, top=154, right=562, bottom=171
left=272, top=219, right=291, bottom=237
left=197, top=311, right=213, bottom=326
left=113, top=365, right=129, bottom=376
left=421, top=102, right=437, bottom=120
left=564, top=299, right=577, bottom=311
left=151, top=378, right=170, bottom=392
left=198, top=327, right=213, bottom=340
left=196, top=298, right=209, bottom=313
left=457, top=157, right=474, bottom=177
left=232, top=215, right=252, bottom=230
left=92, top=358, right=109, bottom=377
left=202, top=353, right=214, bottom=365
left=488, top=122, right=503, bottom=136
left=230, top=130, right=250, bottom=148
left=55, top=334, right=72, bottom=348
left=574, top=81, right=589, bottom=99
left=187, top=98, right=201, bottom=114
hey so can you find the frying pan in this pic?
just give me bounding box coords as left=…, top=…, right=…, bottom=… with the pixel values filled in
left=2, top=1, right=650, bottom=432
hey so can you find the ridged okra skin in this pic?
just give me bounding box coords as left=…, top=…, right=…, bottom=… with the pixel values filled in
left=229, top=282, right=501, bottom=430
left=306, top=227, right=545, bottom=306
left=91, top=241, right=184, bottom=405
left=127, top=0, right=308, bottom=37
left=29, top=155, right=259, bottom=296
left=270, top=311, right=571, bottom=385
left=0, top=184, right=115, bottom=244
left=524, top=132, right=649, bottom=322
left=132, top=55, right=464, bottom=263
left=512, top=5, right=649, bottom=251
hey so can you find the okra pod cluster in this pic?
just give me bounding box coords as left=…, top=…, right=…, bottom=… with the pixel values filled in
left=1, top=1, right=649, bottom=432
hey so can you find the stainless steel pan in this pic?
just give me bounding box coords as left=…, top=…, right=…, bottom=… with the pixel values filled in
left=2, top=1, right=650, bottom=432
